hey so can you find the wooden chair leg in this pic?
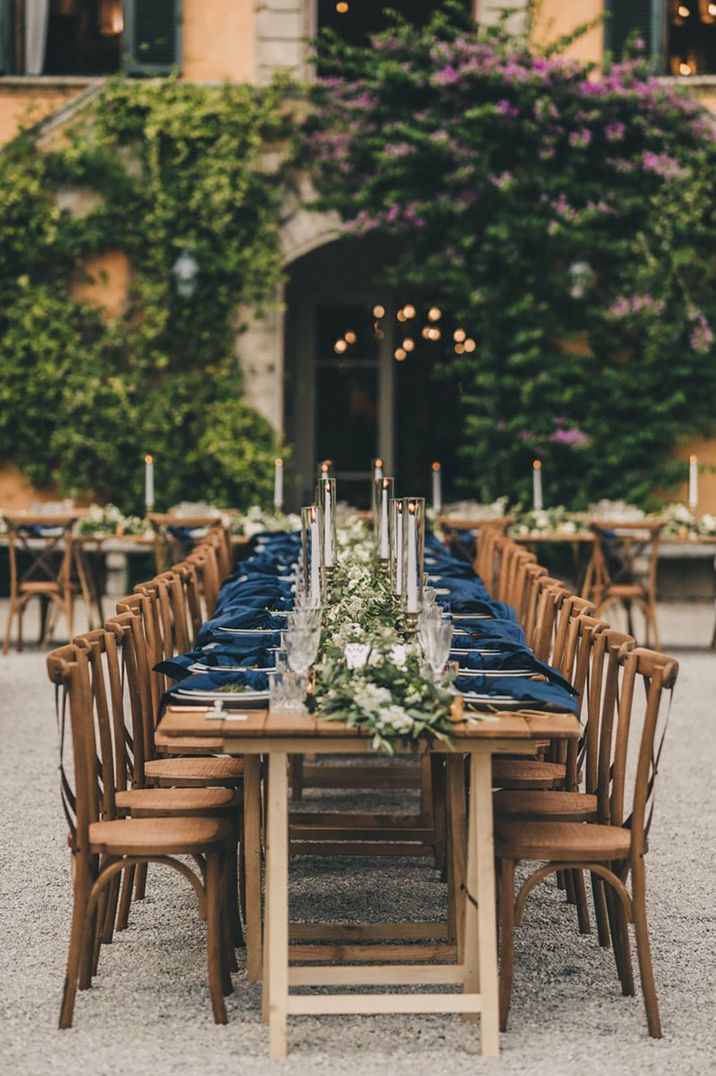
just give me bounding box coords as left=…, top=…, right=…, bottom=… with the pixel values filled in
left=499, top=857, right=516, bottom=1033
left=64, top=589, right=74, bottom=642
left=58, top=862, right=90, bottom=1029
left=227, top=827, right=244, bottom=948
left=430, top=754, right=447, bottom=873
left=572, top=869, right=591, bottom=935
left=591, top=873, right=611, bottom=947
left=17, top=601, right=25, bottom=652
left=205, top=852, right=228, bottom=1024
left=116, top=863, right=135, bottom=931
left=134, top=861, right=148, bottom=900
left=605, top=882, right=634, bottom=996
left=2, top=596, right=16, bottom=654
left=101, top=872, right=121, bottom=944
left=631, top=856, right=662, bottom=1038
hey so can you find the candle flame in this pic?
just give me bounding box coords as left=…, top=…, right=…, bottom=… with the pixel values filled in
left=533, top=459, right=541, bottom=471
left=432, top=461, right=441, bottom=472
left=275, top=457, right=283, bottom=466
left=690, top=454, right=697, bottom=465
left=145, top=454, right=153, bottom=464
left=375, top=458, right=383, bottom=468
left=408, top=499, right=417, bottom=512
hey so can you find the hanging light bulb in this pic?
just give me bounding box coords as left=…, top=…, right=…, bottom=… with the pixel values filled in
left=677, top=4, right=690, bottom=16
left=336, top=1, right=349, bottom=12
left=453, top=328, right=466, bottom=343
left=679, top=60, right=692, bottom=75
left=334, top=339, right=348, bottom=354
left=709, top=2, right=716, bottom=15
left=344, top=330, right=357, bottom=344
left=394, top=347, right=407, bottom=362
left=403, top=304, right=416, bottom=319
left=373, top=304, right=385, bottom=318
left=454, top=343, right=465, bottom=355
left=421, top=326, right=431, bottom=339
left=427, top=327, right=441, bottom=341
left=396, top=309, right=406, bottom=322
left=464, top=338, right=477, bottom=353
left=402, top=338, right=415, bottom=352
left=427, top=306, right=442, bottom=322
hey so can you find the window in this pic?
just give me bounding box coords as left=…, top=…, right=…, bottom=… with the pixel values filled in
left=606, top=0, right=716, bottom=75
left=0, top=0, right=181, bottom=78
left=317, top=0, right=474, bottom=50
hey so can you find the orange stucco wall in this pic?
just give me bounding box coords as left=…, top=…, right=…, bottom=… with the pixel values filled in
left=0, top=84, right=80, bottom=144
left=182, top=0, right=255, bottom=81
left=533, top=0, right=604, bottom=66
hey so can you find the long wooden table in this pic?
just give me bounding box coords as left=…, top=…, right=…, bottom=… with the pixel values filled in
left=158, top=705, right=581, bottom=1059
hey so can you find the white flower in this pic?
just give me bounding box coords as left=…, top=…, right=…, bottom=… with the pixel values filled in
left=345, top=643, right=371, bottom=670
left=389, top=644, right=408, bottom=668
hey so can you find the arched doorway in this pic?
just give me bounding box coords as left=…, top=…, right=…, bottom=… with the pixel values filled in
left=283, top=234, right=463, bottom=508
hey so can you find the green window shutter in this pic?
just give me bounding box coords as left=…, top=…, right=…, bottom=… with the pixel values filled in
left=605, top=1, right=665, bottom=70
left=0, top=0, right=14, bottom=76
left=123, top=0, right=182, bottom=76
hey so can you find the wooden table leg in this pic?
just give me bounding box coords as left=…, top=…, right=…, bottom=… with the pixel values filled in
left=446, top=754, right=467, bottom=961
left=266, top=751, right=289, bottom=1059
left=73, top=545, right=98, bottom=630
left=243, top=756, right=263, bottom=982
left=472, top=750, right=500, bottom=1057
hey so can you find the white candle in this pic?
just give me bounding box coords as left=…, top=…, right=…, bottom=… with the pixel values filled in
left=394, top=502, right=403, bottom=595
left=309, top=506, right=321, bottom=604
left=532, top=459, right=543, bottom=511
left=144, top=454, right=154, bottom=512
left=406, top=501, right=419, bottom=613
left=373, top=457, right=383, bottom=480
left=431, top=461, right=442, bottom=513
left=688, top=455, right=698, bottom=512
left=323, top=481, right=334, bottom=567
left=380, top=481, right=390, bottom=560
left=273, top=457, right=284, bottom=511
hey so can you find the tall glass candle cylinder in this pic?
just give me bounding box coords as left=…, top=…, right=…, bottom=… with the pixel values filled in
left=688, top=454, right=698, bottom=512
left=375, top=477, right=394, bottom=562
left=431, top=461, right=442, bottom=513
left=391, top=498, right=404, bottom=596
left=402, top=497, right=425, bottom=615
left=317, top=476, right=337, bottom=568
left=532, top=459, right=543, bottom=511
left=301, top=504, right=323, bottom=607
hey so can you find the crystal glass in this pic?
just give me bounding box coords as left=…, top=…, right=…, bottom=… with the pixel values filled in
left=268, top=668, right=306, bottom=713
left=401, top=497, right=425, bottom=615
left=418, top=614, right=453, bottom=683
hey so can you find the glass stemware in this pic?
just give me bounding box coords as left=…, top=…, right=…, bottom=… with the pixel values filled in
left=418, top=613, right=453, bottom=684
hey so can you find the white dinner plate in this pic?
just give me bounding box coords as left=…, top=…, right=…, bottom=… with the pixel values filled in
left=216, top=626, right=278, bottom=635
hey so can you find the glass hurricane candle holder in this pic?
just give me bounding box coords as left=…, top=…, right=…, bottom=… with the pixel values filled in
left=316, top=476, right=337, bottom=571
left=401, top=497, right=425, bottom=624
left=300, top=504, right=323, bottom=607
left=390, top=497, right=404, bottom=597
left=374, top=476, right=394, bottom=565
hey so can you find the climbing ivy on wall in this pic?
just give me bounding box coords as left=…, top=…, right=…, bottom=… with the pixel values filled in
left=305, top=4, right=716, bottom=507
left=0, top=78, right=294, bottom=513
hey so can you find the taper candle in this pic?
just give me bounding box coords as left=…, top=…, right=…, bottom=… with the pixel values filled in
left=532, top=459, right=543, bottom=511
left=406, top=500, right=419, bottom=613
left=373, top=457, right=383, bottom=480
left=273, top=457, right=284, bottom=511
left=144, top=454, right=154, bottom=512
left=431, top=461, right=442, bottom=513
left=688, top=454, right=698, bottom=512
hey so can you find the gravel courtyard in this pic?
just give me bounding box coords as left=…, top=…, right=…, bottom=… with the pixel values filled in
left=1, top=602, right=714, bottom=1076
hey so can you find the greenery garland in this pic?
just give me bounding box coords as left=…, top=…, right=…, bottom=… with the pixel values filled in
left=312, top=522, right=455, bottom=755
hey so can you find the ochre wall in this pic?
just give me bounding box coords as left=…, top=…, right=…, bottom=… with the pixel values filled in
left=0, top=83, right=82, bottom=144
left=533, top=0, right=604, bottom=66
left=182, top=0, right=255, bottom=81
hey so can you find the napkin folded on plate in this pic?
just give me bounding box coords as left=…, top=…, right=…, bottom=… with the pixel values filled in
left=453, top=674, right=578, bottom=713
left=441, top=596, right=517, bottom=621
left=155, top=645, right=275, bottom=682
left=161, top=667, right=270, bottom=712
left=197, top=607, right=286, bottom=646
left=456, top=644, right=573, bottom=689
left=452, top=618, right=527, bottom=647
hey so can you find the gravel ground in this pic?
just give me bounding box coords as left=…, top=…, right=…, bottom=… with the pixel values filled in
left=1, top=601, right=714, bottom=1076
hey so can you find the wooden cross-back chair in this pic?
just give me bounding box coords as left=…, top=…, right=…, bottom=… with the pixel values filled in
left=147, top=514, right=232, bottom=576
left=509, top=558, right=545, bottom=629
left=587, top=519, right=663, bottom=648
left=46, top=640, right=235, bottom=1029
left=185, top=543, right=223, bottom=620
left=474, top=525, right=503, bottom=593
left=496, top=646, right=678, bottom=1038
left=2, top=512, right=80, bottom=653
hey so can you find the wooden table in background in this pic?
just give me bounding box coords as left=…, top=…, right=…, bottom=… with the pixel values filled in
left=158, top=705, right=581, bottom=1060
